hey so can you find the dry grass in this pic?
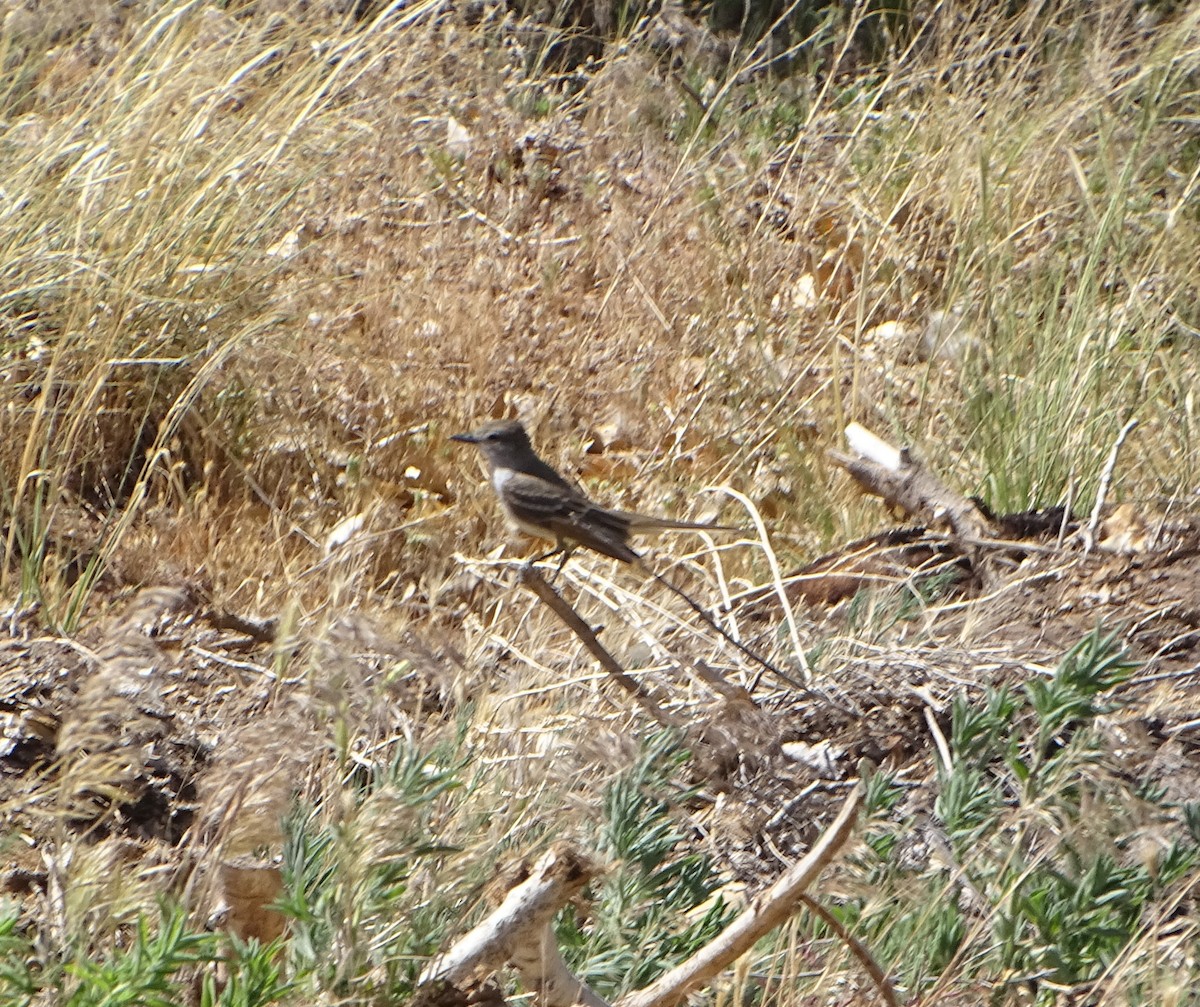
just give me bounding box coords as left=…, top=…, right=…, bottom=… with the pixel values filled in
left=1, top=0, right=1199, bottom=1003
left=4, top=0, right=1197, bottom=618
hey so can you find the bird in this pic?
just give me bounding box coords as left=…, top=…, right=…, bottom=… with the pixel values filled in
left=450, top=418, right=734, bottom=563
left=451, top=418, right=812, bottom=693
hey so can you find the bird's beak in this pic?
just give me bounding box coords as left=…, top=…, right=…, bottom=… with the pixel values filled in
left=450, top=431, right=480, bottom=444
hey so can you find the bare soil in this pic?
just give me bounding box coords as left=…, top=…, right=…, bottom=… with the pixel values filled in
left=4, top=504, right=1197, bottom=910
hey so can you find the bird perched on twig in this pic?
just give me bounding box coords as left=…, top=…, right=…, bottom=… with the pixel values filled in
left=450, top=418, right=734, bottom=563
left=452, top=418, right=812, bottom=693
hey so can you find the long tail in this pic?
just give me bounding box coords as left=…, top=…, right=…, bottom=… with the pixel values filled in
left=617, top=510, right=741, bottom=534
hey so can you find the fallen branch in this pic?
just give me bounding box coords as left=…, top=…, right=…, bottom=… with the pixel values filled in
left=519, top=565, right=684, bottom=730
left=830, top=423, right=990, bottom=544
left=797, top=894, right=898, bottom=1007
left=202, top=606, right=279, bottom=644
left=419, top=844, right=610, bottom=1007
left=417, top=788, right=865, bottom=1007
left=616, top=783, right=864, bottom=1007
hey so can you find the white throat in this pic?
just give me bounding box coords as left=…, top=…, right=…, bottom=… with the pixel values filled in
left=491, top=466, right=518, bottom=493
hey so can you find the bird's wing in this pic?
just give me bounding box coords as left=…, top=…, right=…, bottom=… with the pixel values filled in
left=501, top=474, right=638, bottom=563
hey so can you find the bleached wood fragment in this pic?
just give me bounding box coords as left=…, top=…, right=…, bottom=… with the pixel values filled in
left=831, top=424, right=990, bottom=543
left=844, top=422, right=901, bottom=471
left=419, top=844, right=610, bottom=1007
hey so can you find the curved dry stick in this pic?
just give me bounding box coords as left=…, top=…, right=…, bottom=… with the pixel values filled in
left=617, top=784, right=864, bottom=1007
left=1083, top=417, right=1139, bottom=555
left=797, top=895, right=898, bottom=1007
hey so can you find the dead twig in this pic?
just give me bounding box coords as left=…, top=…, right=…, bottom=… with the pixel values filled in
left=797, top=894, right=899, bottom=1007
left=202, top=607, right=279, bottom=644
left=643, top=563, right=812, bottom=694
left=519, top=565, right=684, bottom=730
left=1083, top=417, right=1139, bottom=555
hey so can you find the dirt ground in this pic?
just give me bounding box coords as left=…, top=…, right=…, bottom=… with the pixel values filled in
left=3, top=498, right=1197, bottom=914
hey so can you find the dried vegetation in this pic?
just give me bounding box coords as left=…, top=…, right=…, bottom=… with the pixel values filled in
left=1, top=0, right=1199, bottom=1004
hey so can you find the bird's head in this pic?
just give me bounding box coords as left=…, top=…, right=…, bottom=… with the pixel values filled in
left=450, top=419, right=535, bottom=466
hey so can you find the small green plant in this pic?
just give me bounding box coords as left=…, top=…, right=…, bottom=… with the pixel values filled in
left=63, top=902, right=219, bottom=1007
left=0, top=893, right=291, bottom=1007
left=557, top=732, right=734, bottom=998
left=998, top=850, right=1166, bottom=988
left=1019, top=629, right=1137, bottom=786
left=278, top=732, right=475, bottom=1000
left=55, top=902, right=280, bottom=1007
left=199, top=936, right=291, bottom=1007
left=0, top=907, right=38, bottom=1007
left=845, top=629, right=1200, bottom=1001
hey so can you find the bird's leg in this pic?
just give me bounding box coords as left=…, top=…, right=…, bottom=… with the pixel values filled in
left=530, top=538, right=574, bottom=577
left=553, top=542, right=574, bottom=575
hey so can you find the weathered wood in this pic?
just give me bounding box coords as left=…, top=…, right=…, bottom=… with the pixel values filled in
left=418, top=787, right=866, bottom=1007
left=831, top=423, right=991, bottom=544
left=616, top=785, right=864, bottom=1007
left=419, top=844, right=610, bottom=1007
